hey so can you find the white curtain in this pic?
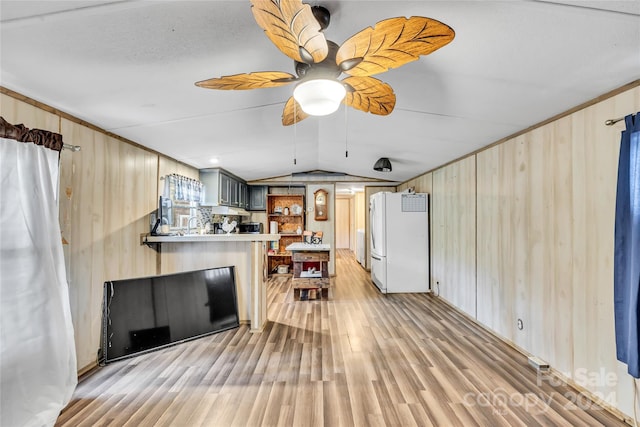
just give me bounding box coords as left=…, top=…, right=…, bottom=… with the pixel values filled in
left=0, top=137, right=77, bottom=426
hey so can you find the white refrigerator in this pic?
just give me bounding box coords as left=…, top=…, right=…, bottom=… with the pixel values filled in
left=370, top=192, right=429, bottom=293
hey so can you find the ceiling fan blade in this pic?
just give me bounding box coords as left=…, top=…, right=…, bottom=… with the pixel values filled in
left=336, top=16, right=455, bottom=76
left=343, top=76, right=396, bottom=115
left=282, top=97, right=309, bottom=126
left=251, top=0, right=328, bottom=64
left=195, top=71, right=297, bottom=90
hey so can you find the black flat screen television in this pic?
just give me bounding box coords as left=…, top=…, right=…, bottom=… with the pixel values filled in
left=101, top=266, right=239, bottom=363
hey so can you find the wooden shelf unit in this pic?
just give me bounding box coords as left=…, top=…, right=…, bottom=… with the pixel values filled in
left=266, top=194, right=305, bottom=274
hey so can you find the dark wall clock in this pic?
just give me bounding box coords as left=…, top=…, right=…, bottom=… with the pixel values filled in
left=314, top=189, right=328, bottom=221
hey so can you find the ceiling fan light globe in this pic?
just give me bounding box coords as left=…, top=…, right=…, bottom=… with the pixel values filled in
left=293, top=79, right=346, bottom=116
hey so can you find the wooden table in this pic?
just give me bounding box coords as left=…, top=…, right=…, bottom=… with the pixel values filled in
left=285, top=243, right=331, bottom=300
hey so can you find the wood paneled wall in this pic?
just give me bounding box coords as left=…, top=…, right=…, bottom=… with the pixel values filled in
left=1, top=93, right=203, bottom=372
left=476, top=87, right=640, bottom=419
left=1, top=96, right=59, bottom=132
left=401, top=84, right=640, bottom=421
left=432, top=158, right=477, bottom=317
left=59, top=118, right=159, bottom=370
left=396, top=172, right=432, bottom=194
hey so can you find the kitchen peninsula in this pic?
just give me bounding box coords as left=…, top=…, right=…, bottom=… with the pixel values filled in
left=144, top=233, right=280, bottom=333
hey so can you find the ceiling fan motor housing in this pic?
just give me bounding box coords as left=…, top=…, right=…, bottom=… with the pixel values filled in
left=295, top=40, right=342, bottom=80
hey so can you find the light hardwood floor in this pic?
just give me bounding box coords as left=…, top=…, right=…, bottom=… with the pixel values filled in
left=56, top=250, right=625, bottom=426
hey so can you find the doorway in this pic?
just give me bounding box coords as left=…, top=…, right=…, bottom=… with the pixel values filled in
left=335, top=197, right=351, bottom=249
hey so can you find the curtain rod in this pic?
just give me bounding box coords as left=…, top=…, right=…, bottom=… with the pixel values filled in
left=605, top=117, right=624, bottom=126
left=62, top=143, right=81, bottom=152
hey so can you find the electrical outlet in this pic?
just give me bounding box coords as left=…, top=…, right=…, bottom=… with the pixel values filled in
left=517, top=318, right=524, bottom=330
left=432, top=280, right=441, bottom=296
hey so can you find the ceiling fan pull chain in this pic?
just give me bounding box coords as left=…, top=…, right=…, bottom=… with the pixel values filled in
left=344, top=101, right=348, bottom=158
left=293, top=101, right=297, bottom=165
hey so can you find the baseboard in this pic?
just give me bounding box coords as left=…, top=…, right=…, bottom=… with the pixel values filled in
left=77, top=362, right=99, bottom=382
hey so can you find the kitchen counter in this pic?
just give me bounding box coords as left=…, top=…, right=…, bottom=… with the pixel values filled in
left=145, top=233, right=280, bottom=244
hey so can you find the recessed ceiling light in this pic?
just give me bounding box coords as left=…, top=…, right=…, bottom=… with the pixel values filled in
left=209, top=158, right=219, bottom=164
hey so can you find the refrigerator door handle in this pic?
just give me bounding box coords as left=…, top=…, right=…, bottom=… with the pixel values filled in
left=370, top=201, right=376, bottom=249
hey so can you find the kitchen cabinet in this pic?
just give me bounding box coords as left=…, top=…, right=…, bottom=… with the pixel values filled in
left=248, top=185, right=267, bottom=211
left=238, top=182, right=249, bottom=209
left=200, top=168, right=246, bottom=207
left=266, top=194, right=304, bottom=274
left=219, top=172, right=231, bottom=205
left=229, top=177, right=239, bottom=207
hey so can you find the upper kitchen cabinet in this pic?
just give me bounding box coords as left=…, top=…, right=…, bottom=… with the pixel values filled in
left=218, top=172, right=231, bottom=205
left=249, top=185, right=268, bottom=211
left=238, top=182, right=249, bottom=210
left=200, top=168, right=245, bottom=207
left=228, top=176, right=239, bottom=207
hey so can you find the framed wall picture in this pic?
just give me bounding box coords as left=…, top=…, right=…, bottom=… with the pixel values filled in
left=314, top=189, right=328, bottom=221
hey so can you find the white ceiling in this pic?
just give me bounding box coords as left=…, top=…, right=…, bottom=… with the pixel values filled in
left=2, top=1, right=639, bottom=184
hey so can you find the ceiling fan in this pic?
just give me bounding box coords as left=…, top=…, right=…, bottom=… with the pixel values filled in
left=195, top=0, right=455, bottom=126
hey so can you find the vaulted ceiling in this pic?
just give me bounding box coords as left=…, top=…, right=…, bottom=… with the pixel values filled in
left=1, top=1, right=639, bottom=184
